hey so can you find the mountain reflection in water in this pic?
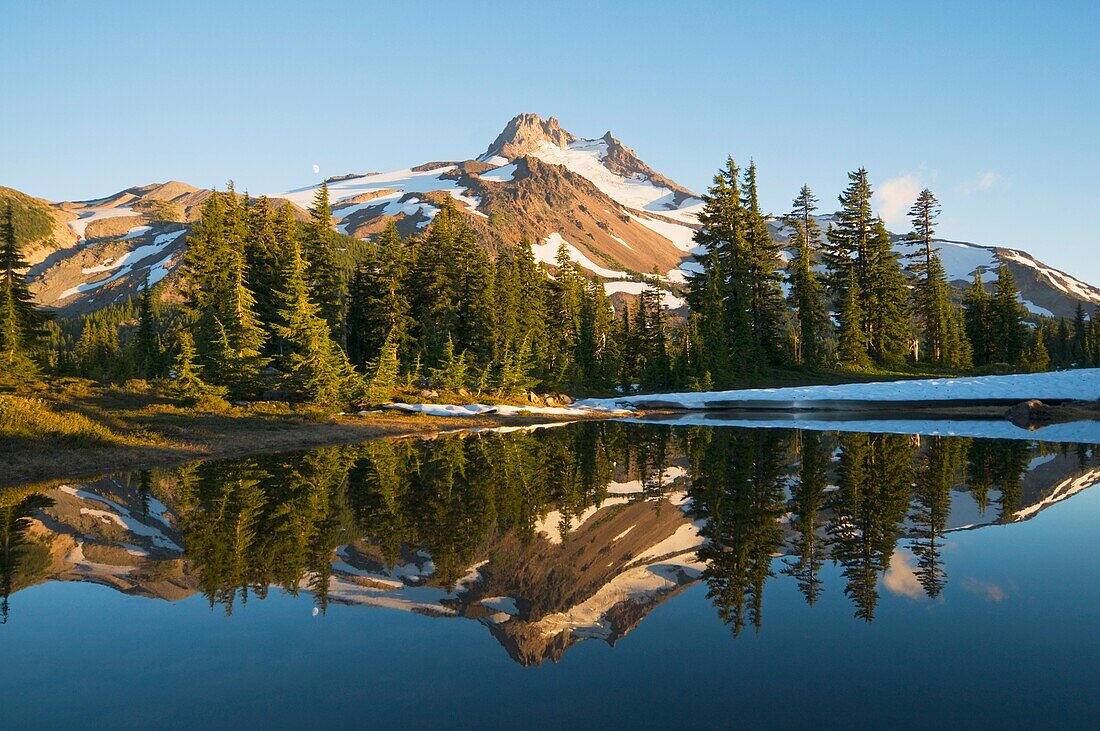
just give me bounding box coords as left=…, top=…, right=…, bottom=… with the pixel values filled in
left=2, top=423, right=1098, bottom=665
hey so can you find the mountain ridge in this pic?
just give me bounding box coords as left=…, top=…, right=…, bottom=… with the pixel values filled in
left=10, top=112, right=1100, bottom=318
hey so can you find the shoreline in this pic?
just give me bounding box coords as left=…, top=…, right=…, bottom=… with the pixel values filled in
left=0, top=410, right=615, bottom=491
left=5, top=395, right=1098, bottom=493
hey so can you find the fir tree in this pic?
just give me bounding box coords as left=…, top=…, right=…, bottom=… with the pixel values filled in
left=347, top=221, right=412, bottom=368
left=784, top=185, right=829, bottom=367
left=365, top=327, right=401, bottom=405
left=989, top=263, right=1027, bottom=365
left=905, top=189, right=958, bottom=365
left=742, top=162, right=789, bottom=365
left=0, top=200, right=47, bottom=384
left=275, top=228, right=360, bottom=407
left=135, top=281, right=160, bottom=378
left=963, top=269, right=992, bottom=366
left=1023, top=323, right=1051, bottom=372
left=170, top=330, right=224, bottom=402
left=837, top=269, right=870, bottom=368
left=865, top=217, right=912, bottom=364
left=686, top=157, right=754, bottom=381
left=305, top=181, right=344, bottom=340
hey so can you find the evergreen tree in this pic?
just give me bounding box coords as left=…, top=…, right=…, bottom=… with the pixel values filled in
left=784, top=185, right=829, bottom=367
left=865, top=217, right=912, bottom=364
left=742, top=162, right=789, bottom=364
left=686, top=157, right=754, bottom=381
left=347, top=221, right=412, bottom=367
left=365, top=327, right=401, bottom=405
left=989, top=263, right=1027, bottom=365
left=1023, top=323, right=1051, bottom=372
left=275, top=228, right=360, bottom=407
left=0, top=200, right=47, bottom=384
left=170, top=330, right=224, bottom=402
left=837, top=270, right=870, bottom=368
left=135, top=281, right=161, bottom=378
left=430, top=335, right=469, bottom=392
left=305, top=181, right=344, bottom=340
left=963, top=269, right=992, bottom=366
left=905, top=189, right=958, bottom=365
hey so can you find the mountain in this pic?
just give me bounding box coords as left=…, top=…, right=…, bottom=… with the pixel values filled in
left=14, top=113, right=1100, bottom=318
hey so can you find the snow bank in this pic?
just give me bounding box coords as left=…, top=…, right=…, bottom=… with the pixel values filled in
left=383, top=402, right=628, bottom=418
left=581, top=369, right=1100, bottom=411
left=615, top=414, right=1100, bottom=443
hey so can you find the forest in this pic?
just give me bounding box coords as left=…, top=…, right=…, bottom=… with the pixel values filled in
left=3, top=158, right=1100, bottom=408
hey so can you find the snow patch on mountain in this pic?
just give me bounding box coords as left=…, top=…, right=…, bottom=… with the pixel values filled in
left=533, top=233, right=631, bottom=279
left=527, top=139, right=702, bottom=223
left=603, top=280, right=685, bottom=309
left=66, top=206, right=139, bottom=241
left=276, top=165, right=483, bottom=226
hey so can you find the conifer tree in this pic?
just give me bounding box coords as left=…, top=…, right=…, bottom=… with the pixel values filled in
left=905, top=189, right=958, bottom=365
left=305, top=181, right=344, bottom=340
left=989, top=263, right=1027, bottom=365
left=687, top=157, right=754, bottom=381
left=0, top=200, right=47, bottom=384
left=1023, top=323, right=1051, bottom=372
left=135, top=281, right=160, bottom=378
left=1071, top=303, right=1090, bottom=366
left=837, top=270, right=870, bottom=368
left=963, top=270, right=992, bottom=366
left=784, top=185, right=829, bottom=367
left=275, top=227, right=360, bottom=407
left=170, top=330, right=224, bottom=402
left=365, top=327, right=401, bottom=405
left=865, top=217, right=912, bottom=364
left=347, top=222, right=412, bottom=367
left=430, top=335, right=469, bottom=392
left=742, top=162, right=788, bottom=365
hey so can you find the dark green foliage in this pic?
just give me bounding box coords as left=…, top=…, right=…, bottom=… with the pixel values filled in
left=784, top=186, right=830, bottom=367
left=305, top=182, right=345, bottom=340
left=0, top=201, right=49, bottom=385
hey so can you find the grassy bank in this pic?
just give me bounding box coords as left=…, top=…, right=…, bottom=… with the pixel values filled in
left=0, top=379, right=613, bottom=489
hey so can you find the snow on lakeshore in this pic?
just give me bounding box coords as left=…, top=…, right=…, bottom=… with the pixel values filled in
left=383, top=402, right=630, bottom=418
left=619, top=414, right=1100, bottom=443
left=580, top=369, right=1100, bottom=411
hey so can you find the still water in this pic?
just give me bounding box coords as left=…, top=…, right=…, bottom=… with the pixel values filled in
left=2, top=422, right=1099, bottom=728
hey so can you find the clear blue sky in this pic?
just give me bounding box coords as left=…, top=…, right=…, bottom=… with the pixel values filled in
left=3, top=1, right=1097, bottom=283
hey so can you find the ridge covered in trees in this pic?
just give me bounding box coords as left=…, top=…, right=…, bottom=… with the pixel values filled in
left=4, top=158, right=1099, bottom=407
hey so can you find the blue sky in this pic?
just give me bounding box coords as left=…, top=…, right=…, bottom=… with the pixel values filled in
left=3, top=1, right=1097, bottom=282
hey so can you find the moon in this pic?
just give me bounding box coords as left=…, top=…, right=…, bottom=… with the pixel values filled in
left=312, top=164, right=320, bottom=175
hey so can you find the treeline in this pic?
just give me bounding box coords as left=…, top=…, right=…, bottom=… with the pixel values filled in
left=4, top=159, right=1100, bottom=405
left=682, top=160, right=1100, bottom=386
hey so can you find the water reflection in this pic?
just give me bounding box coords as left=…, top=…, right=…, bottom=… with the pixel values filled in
left=2, top=423, right=1099, bottom=664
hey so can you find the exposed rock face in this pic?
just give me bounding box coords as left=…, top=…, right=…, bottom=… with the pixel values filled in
left=479, top=112, right=576, bottom=161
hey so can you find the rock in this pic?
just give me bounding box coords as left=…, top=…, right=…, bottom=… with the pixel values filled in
left=420, top=389, right=439, bottom=399
left=526, top=391, right=544, bottom=405
left=544, top=395, right=559, bottom=406
left=261, top=367, right=282, bottom=376
left=261, top=389, right=293, bottom=402
left=458, top=388, right=472, bottom=398
left=1006, top=400, right=1054, bottom=429
left=558, top=394, right=574, bottom=405
left=231, top=400, right=250, bottom=407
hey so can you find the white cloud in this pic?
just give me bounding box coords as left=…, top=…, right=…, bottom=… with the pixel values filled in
left=873, top=174, right=921, bottom=229
left=312, top=163, right=320, bottom=175
left=957, top=170, right=1001, bottom=195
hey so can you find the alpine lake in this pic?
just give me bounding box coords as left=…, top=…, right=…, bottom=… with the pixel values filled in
left=3, top=419, right=1099, bottom=729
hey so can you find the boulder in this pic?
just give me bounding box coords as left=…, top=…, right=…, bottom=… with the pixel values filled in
left=1005, top=400, right=1054, bottom=429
